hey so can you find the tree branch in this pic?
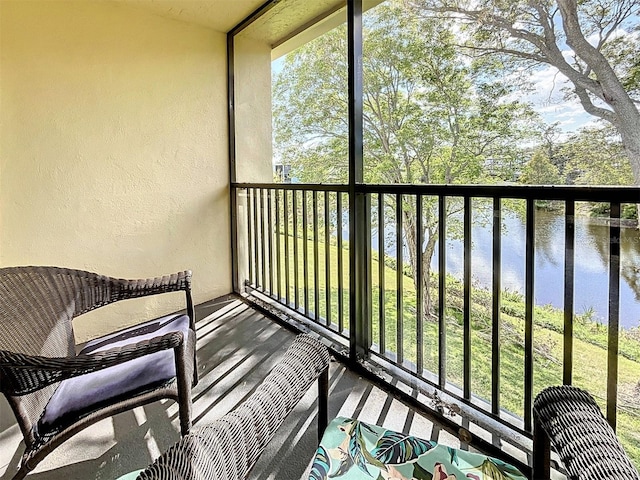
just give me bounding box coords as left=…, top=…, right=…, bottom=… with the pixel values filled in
left=573, top=84, right=617, bottom=124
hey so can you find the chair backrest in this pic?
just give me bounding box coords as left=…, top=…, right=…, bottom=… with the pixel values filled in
left=0, top=266, right=123, bottom=443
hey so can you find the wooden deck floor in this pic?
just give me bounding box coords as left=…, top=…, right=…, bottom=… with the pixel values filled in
left=1, top=297, right=480, bottom=480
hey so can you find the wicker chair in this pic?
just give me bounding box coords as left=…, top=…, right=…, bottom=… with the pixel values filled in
left=136, top=333, right=330, bottom=480
left=533, top=385, right=640, bottom=480
left=0, top=266, right=198, bottom=480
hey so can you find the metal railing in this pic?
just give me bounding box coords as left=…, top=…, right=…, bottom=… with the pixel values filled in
left=232, top=181, right=640, bottom=466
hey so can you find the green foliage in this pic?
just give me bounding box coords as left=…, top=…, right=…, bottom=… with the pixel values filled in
left=622, top=204, right=638, bottom=220
left=406, top=0, right=640, bottom=188
left=273, top=1, right=540, bottom=187
left=273, top=0, right=542, bottom=314
left=519, top=149, right=562, bottom=185
left=560, top=126, right=634, bottom=186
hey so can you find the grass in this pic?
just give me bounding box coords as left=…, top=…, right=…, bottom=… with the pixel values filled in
left=248, top=230, right=640, bottom=467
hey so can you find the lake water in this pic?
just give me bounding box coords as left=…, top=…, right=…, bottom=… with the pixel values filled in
left=374, top=209, right=640, bottom=329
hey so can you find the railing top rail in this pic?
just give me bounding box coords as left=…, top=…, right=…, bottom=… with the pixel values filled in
left=233, top=182, right=349, bottom=192
left=233, top=182, right=640, bottom=202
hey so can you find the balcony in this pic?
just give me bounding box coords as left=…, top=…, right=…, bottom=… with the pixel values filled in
left=1, top=0, right=639, bottom=478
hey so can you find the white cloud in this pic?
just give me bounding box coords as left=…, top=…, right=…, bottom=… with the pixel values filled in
left=508, top=60, right=606, bottom=135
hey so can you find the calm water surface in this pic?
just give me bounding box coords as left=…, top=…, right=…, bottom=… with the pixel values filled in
left=432, top=209, right=640, bottom=329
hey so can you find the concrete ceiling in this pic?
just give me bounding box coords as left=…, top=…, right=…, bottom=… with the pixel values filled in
left=110, top=0, right=382, bottom=58
left=110, top=0, right=269, bottom=33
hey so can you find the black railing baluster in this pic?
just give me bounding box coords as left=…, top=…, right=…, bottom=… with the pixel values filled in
left=463, top=196, right=472, bottom=400
left=524, top=198, right=535, bottom=432
left=303, top=191, right=310, bottom=315
left=253, top=188, right=260, bottom=288
left=438, top=195, right=447, bottom=389
left=275, top=189, right=282, bottom=301
left=492, top=197, right=501, bottom=415
left=337, top=193, right=344, bottom=333
left=284, top=190, right=291, bottom=307
left=260, top=189, right=267, bottom=290
left=247, top=189, right=254, bottom=287
left=607, top=202, right=621, bottom=430
left=396, top=193, right=404, bottom=366
left=379, top=193, right=386, bottom=355
left=313, top=191, right=320, bottom=322
left=268, top=189, right=274, bottom=296
left=416, top=194, right=424, bottom=375
left=563, top=201, right=575, bottom=385
left=293, top=191, right=300, bottom=311
left=325, top=191, right=332, bottom=327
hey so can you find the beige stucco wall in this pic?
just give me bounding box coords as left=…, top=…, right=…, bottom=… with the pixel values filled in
left=232, top=36, right=274, bottom=287
left=0, top=1, right=232, bottom=341
left=234, top=35, right=274, bottom=183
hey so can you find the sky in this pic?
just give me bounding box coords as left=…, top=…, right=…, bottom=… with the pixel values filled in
left=514, top=64, right=598, bottom=136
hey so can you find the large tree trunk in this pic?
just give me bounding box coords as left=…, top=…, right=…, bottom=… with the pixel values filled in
left=619, top=123, right=640, bottom=222
left=403, top=204, right=439, bottom=320
left=557, top=0, right=640, bottom=186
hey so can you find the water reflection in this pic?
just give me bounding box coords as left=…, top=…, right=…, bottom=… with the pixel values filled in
left=434, top=209, right=640, bottom=329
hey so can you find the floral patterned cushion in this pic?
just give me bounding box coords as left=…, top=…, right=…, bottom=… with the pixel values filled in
left=309, top=417, right=527, bottom=480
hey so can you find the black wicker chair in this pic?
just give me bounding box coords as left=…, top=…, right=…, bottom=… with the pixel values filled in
left=0, top=266, right=198, bottom=480
left=136, top=333, right=330, bottom=480
left=533, top=385, right=640, bottom=480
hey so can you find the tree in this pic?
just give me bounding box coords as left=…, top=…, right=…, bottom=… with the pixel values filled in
left=560, top=125, right=633, bottom=186
left=520, top=149, right=563, bottom=185
left=273, top=1, right=540, bottom=317
left=405, top=0, right=640, bottom=187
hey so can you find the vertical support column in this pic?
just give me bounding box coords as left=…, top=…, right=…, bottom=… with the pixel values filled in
left=607, top=202, right=621, bottom=430
left=348, top=0, right=368, bottom=362
left=227, top=33, right=239, bottom=293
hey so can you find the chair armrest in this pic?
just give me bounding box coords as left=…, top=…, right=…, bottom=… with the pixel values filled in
left=533, top=385, right=640, bottom=480
left=137, top=334, right=331, bottom=480
left=112, top=271, right=192, bottom=301
left=0, top=331, right=184, bottom=396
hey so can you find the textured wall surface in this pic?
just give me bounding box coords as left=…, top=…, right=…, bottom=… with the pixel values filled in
left=234, top=36, right=274, bottom=183
left=0, top=1, right=234, bottom=341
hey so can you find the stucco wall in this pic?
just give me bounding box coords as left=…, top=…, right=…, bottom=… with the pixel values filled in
left=234, top=36, right=274, bottom=182
left=0, top=1, right=232, bottom=341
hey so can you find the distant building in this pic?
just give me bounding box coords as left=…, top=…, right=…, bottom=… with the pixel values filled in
left=274, top=163, right=292, bottom=183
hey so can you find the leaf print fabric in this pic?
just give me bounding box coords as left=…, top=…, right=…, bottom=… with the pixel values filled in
left=371, top=430, right=436, bottom=464
left=308, top=417, right=527, bottom=480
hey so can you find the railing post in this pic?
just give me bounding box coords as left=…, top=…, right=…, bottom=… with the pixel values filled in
left=227, top=32, right=239, bottom=293
left=348, top=0, right=368, bottom=361
left=607, top=202, right=621, bottom=430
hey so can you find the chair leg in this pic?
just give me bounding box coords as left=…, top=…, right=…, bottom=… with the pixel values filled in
left=318, top=367, right=329, bottom=443
left=174, top=347, right=192, bottom=436
left=533, top=417, right=551, bottom=480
